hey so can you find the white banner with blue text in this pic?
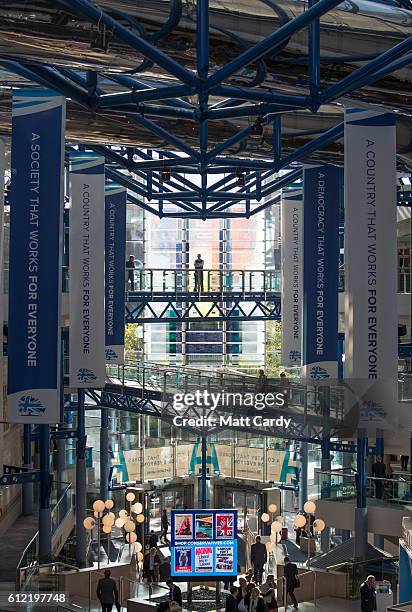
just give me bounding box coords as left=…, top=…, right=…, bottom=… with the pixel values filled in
left=8, top=90, right=65, bottom=423
left=281, top=187, right=303, bottom=366
left=344, top=109, right=400, bottom=433
left=69, top=153, right=105, bottom=388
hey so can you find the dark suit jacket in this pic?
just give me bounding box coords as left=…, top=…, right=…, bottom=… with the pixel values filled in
left=360, top=582, right=377, bottom=612
left=169, top=584, right=182, bottom=606
left=225, top=594, right=238, bottom=612
left=283, top=562, right=298, bottom=588
left=251, top=541, right=267, bottom=565
left=96, top=578, right=118, bottom=604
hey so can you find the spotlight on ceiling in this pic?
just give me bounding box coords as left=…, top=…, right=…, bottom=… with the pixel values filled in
left=161, top=168, right=171, bottom=182
left=90, top=25, right=109, bottom=52
left=251, top=117, right=264, bottom=137
left=236, top=169, right=246, bottom=187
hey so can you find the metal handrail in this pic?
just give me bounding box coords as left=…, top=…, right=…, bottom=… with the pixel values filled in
left=16, top=482, right=73, bottom=589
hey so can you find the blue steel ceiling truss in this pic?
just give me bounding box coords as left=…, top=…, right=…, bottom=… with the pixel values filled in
left=2, top=0, right=412, bottom=218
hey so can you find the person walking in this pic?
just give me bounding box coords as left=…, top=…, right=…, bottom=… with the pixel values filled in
left=143, top=547, right=161, bottom=583
left=161, top=508, right=170, bottom=544
left=194, top=254, right=204, bottom=292
left=360, top=575, right=377, bottom=612
left=166, top=578, right=182, bottom=607
left=225, top=586, right=239, bottom=612
left=283, top=556, right=299, bottom=610
left=148, top=529, right=158, bottom=549
left=371, top=456, right=386, bottom=499
left=236, top=577, right=248, bottom=612
left=250, top=535, right=267, bottom=585
left=96, top=569, right=119, bottom=612
left=126, top=255, right=135, bottom=291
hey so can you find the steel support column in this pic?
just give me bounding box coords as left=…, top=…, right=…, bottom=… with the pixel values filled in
left=299, top=442, right=308, bottom=512
left=320, top=388, right=331, bottom=552
left=39, top=425, right=52, bottom=560
left=355, top=429, right=368, bottom=560
left=200, top=434, right=208, bottom=509
left=22, top=424, right=33, bottom=516
left=76, top=389, right=88, bottom=568
left=373, top=429, right=385, bottom=549
left=100, top=407, right=110, bottom=502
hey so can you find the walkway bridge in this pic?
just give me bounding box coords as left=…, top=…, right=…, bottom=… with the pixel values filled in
left=80, top=361, right=355, bottom=444
left=125, top=268, right=281, bottom=323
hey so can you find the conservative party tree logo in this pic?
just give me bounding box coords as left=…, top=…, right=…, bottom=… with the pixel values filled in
left=18, top=395, right=45, bottom=416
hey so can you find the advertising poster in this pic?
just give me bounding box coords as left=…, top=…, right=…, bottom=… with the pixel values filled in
left=8, top=89, right=65, bottom=423
left=174, top=514, right=193, bottom=540
left=174, top=548, right=192, bottom=573
left=216, top=513, right=234, bottom=539
left=195, top=547, right=213, bottom=572
left=216, top=547, right=234, bottom=572
left=195, top=514, right=213, bottom=539
left=171, top=509, right=238, bottom=579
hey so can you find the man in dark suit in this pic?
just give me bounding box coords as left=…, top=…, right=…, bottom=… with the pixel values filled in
left=283, top=556, right=299, bottom=610
left=250, top=535, right=267, bottom=585
left=225, top=586, right=238, bottom=612
left=96, top=569, right=119, bottom=612
left=166, top=578, right=182, bottom=607
left=371, top=457, right=386, bottom=499
left=360, top=576, right=377, bottom=612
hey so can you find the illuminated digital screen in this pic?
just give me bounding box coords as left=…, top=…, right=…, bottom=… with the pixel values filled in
left=171, top=509, right=238, bottom=580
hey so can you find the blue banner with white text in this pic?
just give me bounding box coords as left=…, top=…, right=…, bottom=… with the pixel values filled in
left=105, top=182, right=126, bottom=364
left=302, top=165, right=340, bottom=379
left=8, top=89, right=65, bottom=422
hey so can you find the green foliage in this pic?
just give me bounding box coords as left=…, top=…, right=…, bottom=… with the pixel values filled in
left=125, top=324, right=143, bottom=361
left=265, top=320, right=283, bottom=377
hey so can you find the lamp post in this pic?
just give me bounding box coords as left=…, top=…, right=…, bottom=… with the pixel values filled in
left=294, top=502, right=326, bottom=568
left=84, top=499, right=115, bottom=569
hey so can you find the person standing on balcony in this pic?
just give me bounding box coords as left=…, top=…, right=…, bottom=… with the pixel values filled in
left=194, top=253, right=204, bottom=292
left=161, top=508, right=170, bottom=544
left=360, top=575, right=377, bottom=611
left=126, top=254, right=135, bottom=291
left=371, top=456, right=386, bottom=499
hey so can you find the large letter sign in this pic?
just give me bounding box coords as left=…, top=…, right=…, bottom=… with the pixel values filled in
left=302, top=165, right=340, bottom=379
left=69, top=153, right=105, bottom=388
left=105, top=182, right=126, bottom=364
left=281, top=187, right=303, bottom=366
left=344, top=109, right=398, bottom=432
left=8, top=90, right=65, bottom=423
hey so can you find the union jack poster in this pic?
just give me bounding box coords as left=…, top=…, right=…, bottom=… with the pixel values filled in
left=216, top=513, right=234, bottom=539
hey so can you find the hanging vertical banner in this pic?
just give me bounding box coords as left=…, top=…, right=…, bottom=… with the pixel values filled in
left=344, top=108, right=399, bottom=432
left=0, top=140, right=5, bottom=420
left=281, top=188, right=303, bottom=365
left=8, top=90, right=65, bottom=423
left=69, top=153, right=105, bottom=387
left=105, top=181, right=126, bottom=364
left=301, top=165, right=340, bottom=379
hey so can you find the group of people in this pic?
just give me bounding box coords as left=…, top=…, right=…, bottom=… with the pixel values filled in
left=225, top=557, right=299, bottom=612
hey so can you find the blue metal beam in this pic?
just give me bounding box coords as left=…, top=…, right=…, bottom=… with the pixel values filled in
left=96, top=85, right=195, bottom=108
left=206, top=0, right=342, bottom=88
left=58, top=0, right=198, bottom=86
